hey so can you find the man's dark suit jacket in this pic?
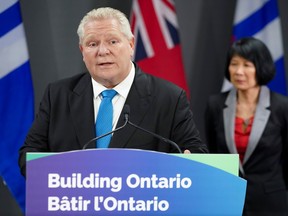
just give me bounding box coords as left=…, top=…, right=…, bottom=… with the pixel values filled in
left=205, top=86, right=288, bottom=215
left=19, top=63, right=207, bottom=176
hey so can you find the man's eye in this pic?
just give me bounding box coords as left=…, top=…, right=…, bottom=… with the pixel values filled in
left=110, top=40, right=117, bottom=44
left=88, top=42, right=97, bottom=47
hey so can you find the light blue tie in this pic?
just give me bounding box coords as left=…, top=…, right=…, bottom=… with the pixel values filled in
left=95, top=89, right=117, bottom=148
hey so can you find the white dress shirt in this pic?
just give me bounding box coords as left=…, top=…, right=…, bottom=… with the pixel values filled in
left=92, top=62, right=135, bottom=130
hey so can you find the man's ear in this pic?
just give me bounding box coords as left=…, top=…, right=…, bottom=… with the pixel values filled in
left=79, top=44, right=83, bottom=52
left=129, top=37, right=135, bottom=58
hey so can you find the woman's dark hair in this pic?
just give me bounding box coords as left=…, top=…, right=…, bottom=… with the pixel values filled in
left=224, top=37, right=275, bottom=85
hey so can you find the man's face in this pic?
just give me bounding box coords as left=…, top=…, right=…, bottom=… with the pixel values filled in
left=79, top=18, right=134, bottom=88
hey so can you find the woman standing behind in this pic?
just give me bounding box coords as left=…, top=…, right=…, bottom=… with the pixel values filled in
left=205, top=37, right=288, bottom=215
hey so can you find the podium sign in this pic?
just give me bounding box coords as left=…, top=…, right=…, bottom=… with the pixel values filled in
left=26, top=149, right=246, bottom=215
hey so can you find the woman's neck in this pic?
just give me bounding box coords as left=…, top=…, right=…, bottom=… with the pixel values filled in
left=237, top=86, right=260, bottom=105
left=236, top=86, right=260, bottom=120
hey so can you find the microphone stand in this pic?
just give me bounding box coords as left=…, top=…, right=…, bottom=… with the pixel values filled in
left=82, top=119, right=128, bottom=150
left=127, top=121, right=182, bottom=154
left=82, top=104, right=182, bottom=154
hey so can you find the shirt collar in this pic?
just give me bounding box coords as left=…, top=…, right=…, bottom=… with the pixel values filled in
left=92, top=61, right=135, bottom=99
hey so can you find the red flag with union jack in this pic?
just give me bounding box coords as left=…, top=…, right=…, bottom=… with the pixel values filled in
left=130, top=0, right=189, bottom=96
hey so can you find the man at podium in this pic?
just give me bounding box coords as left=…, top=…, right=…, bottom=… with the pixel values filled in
left=19, top=7, right=208, bottom=177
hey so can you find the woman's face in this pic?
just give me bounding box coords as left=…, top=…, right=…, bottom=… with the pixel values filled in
left=229, top=55, right=258, bottom=91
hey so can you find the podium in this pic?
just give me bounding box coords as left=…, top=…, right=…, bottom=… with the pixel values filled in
left=26, top=149, right=246, bottom=215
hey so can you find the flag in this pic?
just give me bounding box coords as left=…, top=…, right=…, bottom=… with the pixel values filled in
left=0, top=0, right=34, bottom=212
left=130, top=0, right=189, bottom=96
left=222, top=0, right=286, bottom=95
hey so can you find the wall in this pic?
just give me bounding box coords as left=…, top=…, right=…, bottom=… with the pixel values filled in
left=1, top=0, right=287, bottom=215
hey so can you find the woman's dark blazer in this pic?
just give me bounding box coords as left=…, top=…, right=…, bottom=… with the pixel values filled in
left=205, top=86, right=288, bottom=215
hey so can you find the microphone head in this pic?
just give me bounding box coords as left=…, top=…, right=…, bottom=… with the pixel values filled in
left=123, top=104, right=130, bottom=121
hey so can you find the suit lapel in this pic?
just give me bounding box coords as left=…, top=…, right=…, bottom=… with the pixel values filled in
left=243, top=86, right=271, bottom=164
left=224, top=89, right=238, bottom=154
left=224, top=89, right=246, bottom=174
left=69, top=73, right=95, bottom=149
left=109, top=67, right=153, bottom=148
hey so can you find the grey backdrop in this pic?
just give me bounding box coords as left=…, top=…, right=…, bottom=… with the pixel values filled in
left=1, top=0, right=287, bottom=215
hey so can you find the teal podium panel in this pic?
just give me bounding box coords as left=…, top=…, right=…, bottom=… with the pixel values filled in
left=26, top=149, right=246, bottom=215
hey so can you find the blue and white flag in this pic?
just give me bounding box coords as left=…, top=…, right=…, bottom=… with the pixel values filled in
left=222, top=0, right=286, bottom=95
left=0, top=0, right=34, bottom=212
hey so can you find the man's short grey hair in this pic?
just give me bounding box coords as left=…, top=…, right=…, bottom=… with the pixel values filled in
left=77, top=7, right=134, bottom=44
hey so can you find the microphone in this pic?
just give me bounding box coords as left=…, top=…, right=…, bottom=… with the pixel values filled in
left=82, top=105, right=130, bottom=150
left=125, top=105, right=182, bottom=153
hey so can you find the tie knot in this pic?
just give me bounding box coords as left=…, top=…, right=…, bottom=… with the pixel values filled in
left=101, top=89, right=117, bottom=99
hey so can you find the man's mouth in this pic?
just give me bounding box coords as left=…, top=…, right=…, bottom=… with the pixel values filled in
left=98, top=62, right=113, bottom=66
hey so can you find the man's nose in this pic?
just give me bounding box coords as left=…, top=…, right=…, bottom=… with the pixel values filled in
left=98, top=42, right=110, bottom=55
